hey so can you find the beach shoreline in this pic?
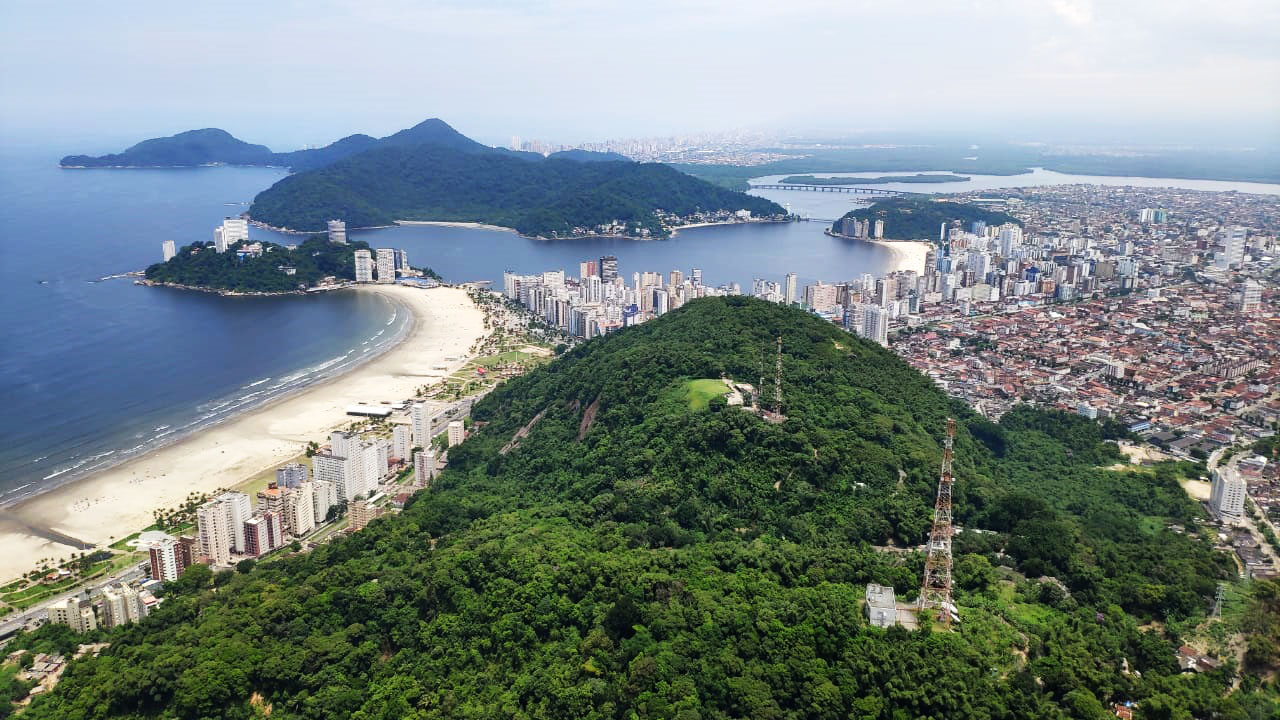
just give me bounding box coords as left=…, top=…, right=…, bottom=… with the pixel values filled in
left=0, top=284, right=486, bottom=584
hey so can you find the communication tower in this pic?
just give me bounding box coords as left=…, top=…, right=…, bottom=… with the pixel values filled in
left=920, top=417, right=958, bottom=627
left=774, top=336, right=783, bottom=414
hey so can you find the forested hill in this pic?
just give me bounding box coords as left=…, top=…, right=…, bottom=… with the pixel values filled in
left=833, top=197, right=1023, bottom=240
left=248, top=144, right=785, bottom=236
left=59, top=128, right=276, bottom=168
left=61, top=118, right=510, bottom=170
left=20, top=297, right=1274, bottom=719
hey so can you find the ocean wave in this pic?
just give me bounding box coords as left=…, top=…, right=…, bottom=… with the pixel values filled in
left=241, top=377, right=271, bottom=389
left=42, top=450, right=116, bottom=480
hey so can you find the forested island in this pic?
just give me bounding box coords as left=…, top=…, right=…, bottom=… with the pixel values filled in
left=14, top=297, right=1278, bottom=719
left=142, top=236, right=365, bottom=293
left=248, top=144, right=784, bottom=238
left=779, top=173, right=970, bottom=185
left=834, top=197, right=1022, bottom=240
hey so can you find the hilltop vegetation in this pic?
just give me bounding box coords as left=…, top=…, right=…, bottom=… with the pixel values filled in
left=20, top=298, right=1274, bottom=719
left=248, top=145, right=784, bottom=237
left=833, top=197, right=1022, bottom=240
left=143, top=236, right=365, bottom=293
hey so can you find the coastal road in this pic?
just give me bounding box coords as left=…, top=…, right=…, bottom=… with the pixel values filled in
left=0, top=563, right=147, bottom=640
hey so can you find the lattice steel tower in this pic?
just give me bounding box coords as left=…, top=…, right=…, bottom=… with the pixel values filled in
left=774, top=337, right=783, bottom=414
left=920, top=417, right=957, bottom=627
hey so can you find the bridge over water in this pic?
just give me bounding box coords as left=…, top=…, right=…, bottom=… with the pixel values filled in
left=750, top=183, right=922, bottom=196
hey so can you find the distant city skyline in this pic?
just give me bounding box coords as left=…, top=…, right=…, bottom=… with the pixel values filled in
left=2, top=0, right=1277, bottom=150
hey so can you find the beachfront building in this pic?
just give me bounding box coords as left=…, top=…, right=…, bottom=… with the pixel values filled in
left=784, top=273, right=797, bottom=305
left=414, top=449, right=436, bottom=486
left=412, top=403, right=432, bottom=449
left=315, top=433, right=378, bottom=502
left=312, top=479, right=338, bottom=521
left=284, top=481, right=316, bottom=537
left=376, top=248, right=396, bottom=283
left=243, top=512, right=284, bottom=557
left=354, top=249, right=374, bottom=283
left=162, top=240, right=176, bottom=262
left=392, top=425, right=411, bottom=463
left=196, top=491, right=252, bottom=565
left=447, top=420, right=464, bottom=447
left=146, top=537, right=187, bottom=582
left=48, top=597, right=97, bottom=633
left=100, top=584, right=147, bottom=628
left=276, top=462, right=308, bottom=488
left=327, top=219, right=347, bottom=244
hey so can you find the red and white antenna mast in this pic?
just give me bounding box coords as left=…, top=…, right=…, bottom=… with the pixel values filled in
left=920, top=418, right=957, bottom=628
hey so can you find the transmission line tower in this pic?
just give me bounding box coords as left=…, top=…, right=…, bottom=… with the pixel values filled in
left=920, top=417, right=957, bottom=628
left=1211, top=582, right=1227, bottom=618
left=774, top=336, right=783, bottom=414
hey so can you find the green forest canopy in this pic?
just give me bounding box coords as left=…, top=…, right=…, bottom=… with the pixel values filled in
left=17, top=298, right=1275, bottom=719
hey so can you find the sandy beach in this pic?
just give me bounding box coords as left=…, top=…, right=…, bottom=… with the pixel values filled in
left=395, top=220, right=516, bottom=233
left=0, top=284, right=485, bottom=583
left=874, top=239, right=931, bottom=274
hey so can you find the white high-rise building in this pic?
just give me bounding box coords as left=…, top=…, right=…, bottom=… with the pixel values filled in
left=195, top=491, right=251, bottom=564
left=314, top=448, right=368, bottom=503
left=784, top=272, right=798, bottom=305
left=447, top=420, right=464, bottom=447
left=1210, top=466, right=1247, bottom=520
left=213, top=226, right=226, bottom=253
left=285, top=482, right=316, bottom=536
left=392, top=425, right=412, bottom=462
left=1216, top=226, right=1247, bottom=270
left=857, top=304, right=890, bottom=347
left=220, top=217, right=248, bottom=249
left=376, top=248, right=396, bottom=283
left=162, top=240, right=176, bottom=262
left=312, top=479, right=338, bottom=521
left=354, top=249, right=374, bottom=283
left=411, top=403, right=432, bottom=449
left=414, top=449, right=437, bottom=486
left=327, top=219, right=347, bottom=244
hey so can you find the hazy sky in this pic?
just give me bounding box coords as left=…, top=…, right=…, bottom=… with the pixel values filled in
left=2, top=0, right=1277, bottom=151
